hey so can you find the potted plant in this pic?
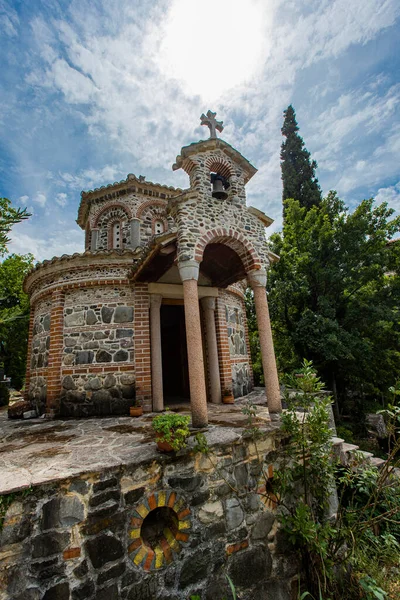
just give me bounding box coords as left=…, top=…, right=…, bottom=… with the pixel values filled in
left=152, top=411, right=191, bottom=452
left=130, top=397, right=143, bottom=417
left=222, top=388, right=234, bottom=404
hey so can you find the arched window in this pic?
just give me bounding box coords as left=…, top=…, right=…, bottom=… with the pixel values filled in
left=154, top=220, right=164, bottom=235
left=113, top=222, right=122, bottom=248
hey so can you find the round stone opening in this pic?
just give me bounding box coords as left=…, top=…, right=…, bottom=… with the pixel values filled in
left=141, top=506, right=179, bottom=550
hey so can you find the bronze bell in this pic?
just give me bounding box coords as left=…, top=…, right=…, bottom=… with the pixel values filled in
left=211, top=173, right=229, bottom=200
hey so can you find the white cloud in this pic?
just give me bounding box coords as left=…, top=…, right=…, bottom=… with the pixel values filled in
left=9, top=221, right=83, bottom=262
left=32, top=193, right=47, bottom=207
left=18, top=195, right=29, bottom=203
left=0, top=1, right=19, bottom=38
left=374, top=182, right=400, bottom=212
left=59, top=165, right=124, bottom=191
left=55, top=193, right=68, bottom=207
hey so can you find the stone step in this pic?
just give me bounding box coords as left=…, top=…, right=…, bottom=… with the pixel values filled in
left=357, top=450, right=374, bottom=459
left=370, top=457, right=386, bottom=468
left=341, top=443, right=359, bottom=453
left=331, top=437, right=344, bottom=446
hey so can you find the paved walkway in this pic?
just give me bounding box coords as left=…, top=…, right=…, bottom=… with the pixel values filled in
left=0, top=389, right=276, bottom=494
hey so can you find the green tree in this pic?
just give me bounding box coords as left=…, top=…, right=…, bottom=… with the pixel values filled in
left=281, top=105, right=322, bottom=216
left=0, top=197, right=30, bottom=256
left=268, top=193, right=400, bottom=407
left=0, top=253, right=34, bottom=388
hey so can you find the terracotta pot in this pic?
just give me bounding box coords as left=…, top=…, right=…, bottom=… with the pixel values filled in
left=222, top=395, right=235, bottom=404
left=157, top=439, right=174, bottom=452
left=130, top=406, right=143, bottom=417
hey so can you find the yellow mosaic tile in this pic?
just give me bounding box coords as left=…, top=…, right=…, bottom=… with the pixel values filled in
left=136, top=504, right=150, bottom=519
left=155, top=545, right=164, bottom=569
left=164, top=527, right=180, bottom=552
left=173, top=499, right=185, bottom=513
left=157, top=491, right=166, bottom=507
left=133, top=545, right=147, bottom=566
left=130, top=528, right=141, bottom=539
left=178, top=519, right=191, bottom=531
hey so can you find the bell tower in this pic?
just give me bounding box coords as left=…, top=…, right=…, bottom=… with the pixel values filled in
left=168, top=111, right=282, bottom=426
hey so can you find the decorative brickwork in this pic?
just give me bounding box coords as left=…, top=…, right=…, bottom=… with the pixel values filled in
left=215, top=296, right=233, bottom=394
left=134, top=283, right=152, bottom=411
left=129, top=491, right=191, bottom=571
left=46, top=290, right=65, bottom=414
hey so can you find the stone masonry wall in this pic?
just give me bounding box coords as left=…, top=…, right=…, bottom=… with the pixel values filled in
left=28, top=298, right=52, bottom=413
left=220, top=291, right=253, bottom=399
left=0, top=433, right=298, bottom=600
left=60, top=286, right=135, bottom=417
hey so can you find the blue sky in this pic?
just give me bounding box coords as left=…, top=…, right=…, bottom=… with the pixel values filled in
left=1, top=0, right=400, bottom=262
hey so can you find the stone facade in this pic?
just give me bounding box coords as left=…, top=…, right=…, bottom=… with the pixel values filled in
left=23, top=116, right=281, bottom=420
left=0, top=432, right=297, bottom=600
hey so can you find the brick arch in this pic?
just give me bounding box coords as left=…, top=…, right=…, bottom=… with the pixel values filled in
left=92, top=202, right=132, bottom=228
left=204, top=156, right=233, bottom=179
left=136, top=199, right=168, bottom=220
left=194, top=228, right=262, bottom=272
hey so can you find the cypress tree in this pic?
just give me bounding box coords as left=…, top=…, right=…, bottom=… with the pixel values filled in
left=281, top=105, right=322, bottom=215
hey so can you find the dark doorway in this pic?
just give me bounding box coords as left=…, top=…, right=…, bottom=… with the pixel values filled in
left=161, top=303, right=190, bottom=403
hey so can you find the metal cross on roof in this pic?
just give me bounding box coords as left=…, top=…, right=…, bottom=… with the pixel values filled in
left=200, top=110, right=224, bottom=139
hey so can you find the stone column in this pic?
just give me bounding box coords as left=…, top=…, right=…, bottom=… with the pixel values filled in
left=130, top=218, right=141, bottom=249
left=90, top=229, right=99, bottom=251
left=248, top=270, right=282, bottom=414
left=200, top=297, right=221, bottom=404
left=178, top=260, right=208, bottom=428
left=150, top=294, right=163, bottom=412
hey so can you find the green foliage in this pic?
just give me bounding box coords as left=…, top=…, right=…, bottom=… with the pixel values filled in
left=262, top=362, right=400, bottom=599
left=193, top=432, right=209, bottom=454
left=268, top=193, right=400, bottom=408
left=152, top=411, right=191, bottom=451
left=0, top=253, right=34, bottom=388
left=0, top=197, right=30, bottom=256
left=281, top=105, right=322, bottom=215
left=244, top=288, right=263, bottom=385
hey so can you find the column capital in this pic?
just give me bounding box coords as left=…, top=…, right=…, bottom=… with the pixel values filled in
left=247, top=269, right=267, bottom=289
left=178, top=260, right=200, bottom=282
left=200, top=296, right=216, bottom=311
left=150, top=293, right=163, bottom=309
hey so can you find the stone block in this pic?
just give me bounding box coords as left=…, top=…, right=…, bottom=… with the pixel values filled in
left=104, top=374, right=117, bottom=388
left=114, top=349, right=129, bottom=362
left=43, top=314, right=51, bottom=331
left=32, top=531, right=70, bottom=558
left=114, top=306, right=133, bottom=323
left=73, top=559, right=88, bottom=579
left=93, top=477, right=118, bottom=493
left=42, top=496, right=84, bottom=529
left=121, top=384, right=135, bottom=399
left=228, top=546, right=272, bottom=587
left=89, top=490, right=120, bottom=508
left=178, top=550, right=210, bottom=589
left=65, top=312, right=85, bottom=327
left=97, top=585, right=119, bottom=600
left=101, top=307, right=114, bottom=323
left=96, top=350, right=112, bottom=363
left=97, top=561, right=126, bottom=585
left=86, top=309, right=97, bottom=325
left=84, top=377, right=102, bottom=391
left=168, top=473, right=203, bottom=492
left=85, top=533, right=124, bottom=569
left=75, top=350, right=94, bottom=365
left=71, top=580, right=95, bottom=600
left=225, top=497, right=244, bottom=530
left=251, top=511, right=275, bottom=541
left=198, top=500, right=223, bottom=524
left=116, top=328, right=133, bottom=338
left=42, top=582, right=70, bottom=600
left=63, top=376, right=76, bottom=390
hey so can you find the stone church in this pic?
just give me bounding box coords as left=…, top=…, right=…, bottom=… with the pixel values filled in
left=23, top=111, right=281, bottom=427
